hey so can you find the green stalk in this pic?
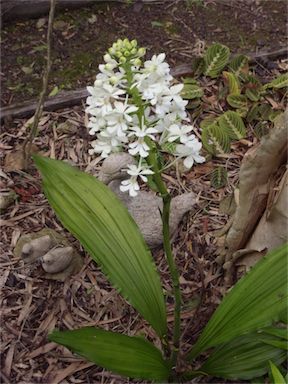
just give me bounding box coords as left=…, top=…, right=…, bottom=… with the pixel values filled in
left=147, top=149, right=182, bottom=370
left=124, top=60, right=181, bottom=368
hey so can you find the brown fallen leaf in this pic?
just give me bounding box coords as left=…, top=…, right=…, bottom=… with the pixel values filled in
left=4, top=144, right=38, bottom=172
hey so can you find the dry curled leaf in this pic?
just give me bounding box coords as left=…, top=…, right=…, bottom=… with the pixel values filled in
left=4, top=144, right=38, bottom=172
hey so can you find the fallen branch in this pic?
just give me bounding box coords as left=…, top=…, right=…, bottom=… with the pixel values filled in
left=1, top=48, right=287, bottom=121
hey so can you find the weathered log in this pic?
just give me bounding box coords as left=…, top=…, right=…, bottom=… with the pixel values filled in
left=0, top=64, right=194, bottom=121
left=1, top=48, right=287, bottom=121
left=1, top=0, right=166, bottom=21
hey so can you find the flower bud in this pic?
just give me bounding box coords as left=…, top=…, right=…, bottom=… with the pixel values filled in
left=104, top=53, right=112, bottom=63
left=115, top=50, right=122, bottom=58
left=119, top=56, right=127, bottom=64
left=131, top=48, right=137, bottom=55
left=105, top=63, right=114, bottom=71
left=137, top=47, right=146, bottom=57
left=131, top=39, right=137, bottom=48
left=108, top=47, right=115, bottom=56
left=110, top=76, right=118, bottom=85
left=133, top=58, right=142, bottom=67
left=124, top=50, right=130, bottom=57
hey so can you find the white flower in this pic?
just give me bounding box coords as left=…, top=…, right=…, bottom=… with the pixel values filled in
left=106, top=99, right=138, bottom=138
left=175, top=138, right=205, bottom=168
left=120, top=164, right=154, bottom=196
left=88, top=116, right=107, bottom=135
left=119, top=178, right=140, bottom=197
left=144, top=53, right=170, bottom=77
left=128, top=139, right=150, bottom=158
left=126, top=164, right=154, bottom=181
left=167, top=124, right=194, bottom=143
left=89, top=139, right=116, bottom=158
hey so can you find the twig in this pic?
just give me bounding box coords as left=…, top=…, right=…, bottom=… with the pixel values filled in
left=22, top=0, right=56, bottom=167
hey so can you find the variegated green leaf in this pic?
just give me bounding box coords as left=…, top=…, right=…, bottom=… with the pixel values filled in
left=227, top=94, right=248, bottom=109
left=181, top=83, right=203, bottom=99
left=246, top=88, right=260, bottom=101
left=253, top=121, right=270, bottom=139
left=202, top=123, right=231, bottom=155
left=228, top=54, right=249, bottom=78
left=188, top=244, right=288, bottom=360
left=247, top=103, right=261, bottom=122
left=211, top=167, right=227, bottom=189
left=223, top=71, right=240, bottom=94
left=49, top=328, right=170, bottom=381
left=34, top=156, right=167, bottom=338
left=218, top=111, right=246, bottom=140
left=200, top=116, right=216, bottom=130
left=263, top=73, right=288, bottom=89
left=204, top=43, right=230, bottom=78
left=199, top=332, right=286, bottom=380
left=191, top=57, right=205, bottom=77
left=258, top=103, right=273, bottom=120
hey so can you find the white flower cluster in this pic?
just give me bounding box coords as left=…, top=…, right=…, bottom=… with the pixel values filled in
left=86, top=38, right=205, bottom=196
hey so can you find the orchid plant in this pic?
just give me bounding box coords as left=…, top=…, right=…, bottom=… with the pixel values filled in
left=34, top=39, right=287, bottom=383
left=86, top=38, right=205, bottom=197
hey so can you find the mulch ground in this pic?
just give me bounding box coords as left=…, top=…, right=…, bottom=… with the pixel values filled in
left=1, top=102, right=235, bottom=383
left=1, top=0, right=287, bottom=383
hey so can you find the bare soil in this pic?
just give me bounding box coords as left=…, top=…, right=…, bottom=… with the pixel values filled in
left=1, top=0, right=287, bottom=105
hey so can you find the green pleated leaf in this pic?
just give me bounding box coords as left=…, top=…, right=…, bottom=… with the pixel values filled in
left=218, top=110, right=246, bottom=140
left=258, top=103, right=273, bottom=120
left=191, top=57, right=205, bottom=77
left=253, top=121, right=270, bottom=139
left=228, top=54, right=249, bottom=79
left=199, top=332, right=287, bottom=380
left=227, top=93, right=248, bottom=109
left=269, top=361, right=286, bottom=384
left=200, top=116, right=216, bottom=130
left=247, top=103, right=261, bottom=122
left=34, top=156, right=167, bottom=338
left=202, top=123, right=231, bottom=155
left=223, top=71, right=240, bottom=94
left=204, top=43, right=230, bottom=78
left=188, top=244, right=288, bottom=360
left=49, top=327, right=170, bottom=381
left=246, top=88, right=260, bottom=101
left=211, top=166, right=227, bottom=189
left=181, top=83, right=204, bottom=99
left=264, top=73, right=288, bottom=89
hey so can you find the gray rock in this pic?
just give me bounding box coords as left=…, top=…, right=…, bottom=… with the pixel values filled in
left=98, top=153, right=197, bottom=248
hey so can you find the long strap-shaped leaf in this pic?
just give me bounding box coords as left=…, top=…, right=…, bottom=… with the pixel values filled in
left=49, top=327, right=170, bottom=380
left=199, top=331, right=287, bottom=380
left=34, top=156, right=167, bottom=338
left=188, top=244, right=288, bottom=359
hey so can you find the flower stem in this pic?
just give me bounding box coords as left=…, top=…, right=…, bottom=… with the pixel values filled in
left=147, top=149, right=182, bottom=370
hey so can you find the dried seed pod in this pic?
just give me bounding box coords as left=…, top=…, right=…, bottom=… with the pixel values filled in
left=21, top=235, right=52, bottom=263
left=41, top=246, right=74, bottom=273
